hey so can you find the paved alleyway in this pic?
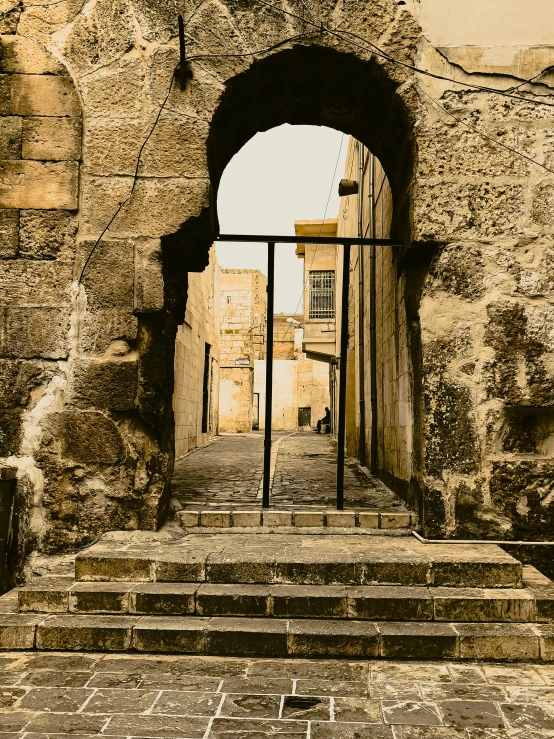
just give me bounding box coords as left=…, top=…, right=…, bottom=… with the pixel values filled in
left=271, top=433, right=405, bottom=509
left=172, top=432, right=406, bottom=510
left=172, top=435, right=266, bottom=508
left=1, top=652, right=554, bottom=737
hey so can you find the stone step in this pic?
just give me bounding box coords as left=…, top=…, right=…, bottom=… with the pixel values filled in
left=0, top=612, right=552, bottom=661
left=177, top=508, right=417, bottom=531
left=74, top=533, right=523, bottom=589
left=17, top=574, right=554, bottom=623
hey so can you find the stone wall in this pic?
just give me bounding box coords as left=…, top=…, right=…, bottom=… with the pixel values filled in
left=219, top=269, right=266, bottom=433
left=174, top=248, right=220, bottom=459
left=0, top=0, right=553, bottom=559
left=338, top=140, right=412, bottom=496
left=254, top=355, right=330, bottom=431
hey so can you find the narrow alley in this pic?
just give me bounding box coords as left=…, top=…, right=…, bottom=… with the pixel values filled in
left=172, top=433, right=407, bottom=511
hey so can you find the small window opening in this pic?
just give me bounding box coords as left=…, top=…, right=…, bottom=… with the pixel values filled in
left=309, top=270, right=335, bottom=319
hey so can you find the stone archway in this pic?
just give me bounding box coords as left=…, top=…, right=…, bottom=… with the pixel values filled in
left=3, top=0, right=553, bottom=559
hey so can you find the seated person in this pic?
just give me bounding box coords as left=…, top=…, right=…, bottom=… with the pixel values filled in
left=316, top=407, right=331, bottom=433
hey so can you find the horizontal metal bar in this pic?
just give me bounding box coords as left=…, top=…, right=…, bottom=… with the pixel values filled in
left=216, top=233, right=400, bottom=246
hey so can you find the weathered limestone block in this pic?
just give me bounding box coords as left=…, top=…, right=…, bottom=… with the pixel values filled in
left=0, top=34, right=64, bottom=74
left=532, top=182, right=554, bottom=230
left=80, top=175, right=210, bottom=239
left=19, top=209, right=77, bottom=260
left=0, top=358, right=49, bottom=407
left=0, top=116, right=22, bottom=158
left=487, top=93, right=554, bottom=123
left=36, top=614, right=135, bottom=651
left=0, top=260, right=73, bottom=304
left=515, top=238, right=554, bottom=297
left=185, top=1, right=249, bottom=83
left=0, top=160, right=78, bottom=209
left=79, top=309, right=138, bottom=355
left=418, top=122, right=535, bottom=178
left=84, top=116, right=209, bottom=177
left=42, top=410, right=124, bottom=465
left=22, top=117, right=81, bottom=161
left=414, top=182, right=526, bottom=241
left=134, top=239, right=164, bottom=313
left=426, top=243, right=486, bottom=300
left=79, top=238, right=135, bottom=352
left=0, top=3, right=21, bottom=35
left=424, top=337, right=480, bottom=479
left=80, top=57, right=143, bottom=118
left=336, top=0, right=396, bottom=38
left=72, top=358, right=138, bottom=411
left=0, top=208, right=18, bottom=258
left=490, top=460, right=554, bottom=540
left=145, top=46, right=222, bottom=120
left=0, top=407, right=23, bottom=455
left=62, top=0, right=136, bottom=75
left=484, top=301, right=554, bottom=406
left=0, top=306, right=71, bottom=359
left=0, top=73, right=80, bottom=116
left=79, top=239, right=134, bottom=311
left=221, top=0, right=292, bottom=51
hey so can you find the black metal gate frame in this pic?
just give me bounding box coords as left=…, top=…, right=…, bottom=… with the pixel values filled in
left=216, top=234, right=399, bottom=510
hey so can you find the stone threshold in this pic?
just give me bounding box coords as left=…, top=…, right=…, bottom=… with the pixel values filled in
left=177, top=509, right=417, bottom=530
left=0, top=613, right=552, bottom=661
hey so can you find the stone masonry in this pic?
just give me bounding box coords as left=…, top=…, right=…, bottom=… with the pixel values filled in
left=219, top=270, right=266, bottom=433
left=0, top=0, right=553, bottom=575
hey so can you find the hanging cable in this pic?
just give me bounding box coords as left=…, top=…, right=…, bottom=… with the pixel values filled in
left=78, top=67, right=178, bottom=283
left=77, top=30, right=315, bottom=283
left=254, top=0, right=554, bottom=110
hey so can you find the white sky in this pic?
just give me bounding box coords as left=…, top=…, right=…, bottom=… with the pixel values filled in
left=216, top=124, right=348, bottom=314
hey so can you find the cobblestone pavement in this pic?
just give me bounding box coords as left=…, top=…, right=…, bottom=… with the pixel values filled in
left=271, top=432, right=406, bottom=509
left=1, top=652, right=554, bottom=738
left=172, top=434, right=266, bottom=508
left=172, top=432, right=406, bottom=510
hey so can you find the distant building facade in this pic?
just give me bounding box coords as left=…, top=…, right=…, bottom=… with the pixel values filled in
left=254, top=313, right=330, bottom=432
left=218, top=270, right=266, bottom=433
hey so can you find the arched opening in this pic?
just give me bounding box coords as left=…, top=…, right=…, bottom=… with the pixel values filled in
left=162, top=43, right=421, bottom=522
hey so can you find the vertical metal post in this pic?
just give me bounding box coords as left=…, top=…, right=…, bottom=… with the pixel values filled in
left=336, top=242, right=351, bottom=510
left=262, top=242, right=275, bottom=509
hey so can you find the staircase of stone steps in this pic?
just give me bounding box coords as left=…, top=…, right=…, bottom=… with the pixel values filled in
left=1, top=531, right=554, bottom=661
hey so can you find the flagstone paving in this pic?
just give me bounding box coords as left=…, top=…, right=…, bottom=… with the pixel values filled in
left=172, top=432, right=406, bottom=510
left=1, top=653, right=554, bottom=737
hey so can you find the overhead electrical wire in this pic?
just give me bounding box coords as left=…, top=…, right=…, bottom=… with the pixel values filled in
left=254, top=0, right=554, bottom=110
left=78, top=68, right=178, bottom=283
left=253, top=0, right=554, bottom=179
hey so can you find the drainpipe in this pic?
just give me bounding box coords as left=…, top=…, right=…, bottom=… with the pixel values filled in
left=357, top=142, right=366, bottom=466
left=368, top=152, right=378, bottom=475
left=412, top=531, right=554, bottom=546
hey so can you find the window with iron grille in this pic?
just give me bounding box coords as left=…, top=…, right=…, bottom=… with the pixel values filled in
left=309, top=270, right=335, bottom=319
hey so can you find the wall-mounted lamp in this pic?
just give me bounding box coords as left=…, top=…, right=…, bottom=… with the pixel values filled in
left=338, top=179, right=359, bottom=196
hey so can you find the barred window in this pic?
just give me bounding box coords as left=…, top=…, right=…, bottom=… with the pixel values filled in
left=309, top=270, right=335, bottom=319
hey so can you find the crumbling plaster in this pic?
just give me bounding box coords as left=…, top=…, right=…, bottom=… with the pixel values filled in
left=0, top=0, right=553, bottom=562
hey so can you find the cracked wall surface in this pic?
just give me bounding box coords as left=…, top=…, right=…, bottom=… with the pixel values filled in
left=0, top=0, right=553, bottom=563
